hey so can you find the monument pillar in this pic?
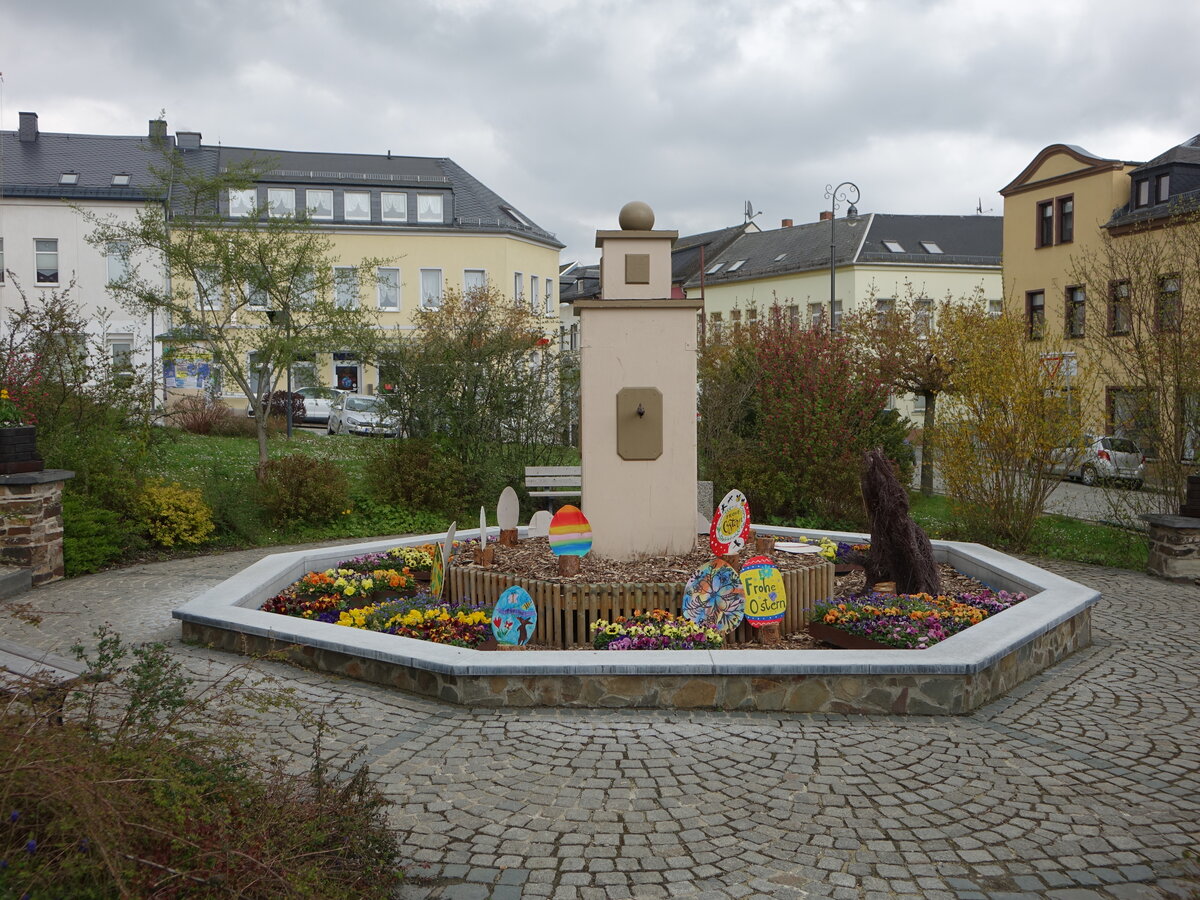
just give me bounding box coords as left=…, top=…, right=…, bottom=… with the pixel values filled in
left=578, top=202, right=700, bottom=559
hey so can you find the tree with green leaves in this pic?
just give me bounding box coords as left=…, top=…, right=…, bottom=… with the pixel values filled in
left=86, top=139, right=383, bottom=465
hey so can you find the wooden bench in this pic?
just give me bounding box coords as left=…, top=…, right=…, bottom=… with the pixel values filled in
left=524, top=465, right=581, bottom=508
left=0, top=638, right=91, bottom=724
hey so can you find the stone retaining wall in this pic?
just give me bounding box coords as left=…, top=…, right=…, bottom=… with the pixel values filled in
left=0, top=471, right=73, bottom=586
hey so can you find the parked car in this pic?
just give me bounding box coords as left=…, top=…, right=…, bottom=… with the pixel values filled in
left=246, top=386, right=345, bottom=424
left=1049, top=434, right=1146, bottom=488
left=327, top=394, right=398, bottom=437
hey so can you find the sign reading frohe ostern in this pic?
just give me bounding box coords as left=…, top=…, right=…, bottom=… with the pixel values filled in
left=739, top=555, right=787, bottom=628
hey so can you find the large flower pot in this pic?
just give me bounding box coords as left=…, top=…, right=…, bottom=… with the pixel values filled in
left=0, top=426, right=43, bottom=475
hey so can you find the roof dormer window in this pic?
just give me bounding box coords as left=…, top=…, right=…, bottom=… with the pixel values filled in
left=706, top=262, right=724, bottom=275
left=727, top=259, right=747, bottom=272
left=919, top=241, right=943, bottom=254
left=111, top=174, right=131, bottom=186
left=1156, top=173, right=1170, bottom=203
left=882, top=240, right=904, bottom=253
left=59, top=172, right=79, bottom=185
left=1136, top=179, right=1150, bottom=208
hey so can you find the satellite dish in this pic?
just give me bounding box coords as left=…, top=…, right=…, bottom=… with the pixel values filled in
left=744, top=201, right=759, bottom=224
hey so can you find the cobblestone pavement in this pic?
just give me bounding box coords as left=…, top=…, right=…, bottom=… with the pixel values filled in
left=2, top=545, right=1198, bottom=899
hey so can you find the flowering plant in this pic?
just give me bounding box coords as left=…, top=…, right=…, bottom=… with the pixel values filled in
left=591, top=609, right=723, bottom=651
left=812, top=588, right=1026, bottom=649
left=336, top=545, right=437, bottom=574
left=834, top=542, right=871, bottom=565
left=0, top=388, right=25, bottom=427
left=792, top=535, right=838, bottom=560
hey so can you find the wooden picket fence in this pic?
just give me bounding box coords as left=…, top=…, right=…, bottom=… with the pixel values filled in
left=446, top=562, right=834, bottom=648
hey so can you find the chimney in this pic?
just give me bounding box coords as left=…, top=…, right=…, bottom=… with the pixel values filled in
left=819, top=211, right=834, bottom=222
left=18, top=112, right=38, bottom=142
left=149, top=118, right=167, bottom=141
left=781, top=218, right=794, bottom=228
left=176, top=131, right=201, bottom=151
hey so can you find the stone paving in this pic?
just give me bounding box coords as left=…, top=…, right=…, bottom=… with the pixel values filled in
left=1, top=542, right=1198, bottom=899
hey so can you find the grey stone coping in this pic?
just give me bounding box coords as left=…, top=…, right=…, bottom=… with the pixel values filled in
left=173, top=526, right=1099, bottom=678
left=0, top=469, right=75, bottom=485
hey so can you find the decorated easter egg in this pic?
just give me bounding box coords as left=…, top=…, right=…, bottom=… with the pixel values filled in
left=682, top=560, right=745, bottom=633
left=548, top=505, right=592, bottom=557
left=740, top=555, right=787, bottom=627
left=710, top=489, right=751, bottom=556
left=429, top=543, right=446, bottom=600
left=492, top=585, right=538, bottom=646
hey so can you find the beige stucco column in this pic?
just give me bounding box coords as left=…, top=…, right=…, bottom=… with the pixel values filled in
left=578, top=202, right=700, bottom=559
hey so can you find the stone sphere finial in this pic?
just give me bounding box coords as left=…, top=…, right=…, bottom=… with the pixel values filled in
left=618, top=201, right=655, bottom=231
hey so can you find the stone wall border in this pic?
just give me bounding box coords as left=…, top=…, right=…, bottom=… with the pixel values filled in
left=172, top=526, right=1100, bottom=715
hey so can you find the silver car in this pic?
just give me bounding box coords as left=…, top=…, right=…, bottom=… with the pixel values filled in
left=1050, top=434, right=1145, bottom=488
left=327, top=394, right=398, bottom=437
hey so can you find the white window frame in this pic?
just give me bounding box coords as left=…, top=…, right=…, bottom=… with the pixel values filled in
left=34, top=239, right=59, bottom=285
left=305, top=189, right=334, bottom=220
left=245, top=272, right=269, bottom=309
left=420, top=268, right=444, bottom=310
left=377, top=266, right=401, bottom=311
left=195, top=268, right=222, bottom=310
left=111, top=174, right=132, bottom=187
left=333, top=266, right=360, bottom=309
left=514, top=272, right=524, bottom=305
left=228, top=189, right=257, bottom=218
left=463, top=268, right=487, bottom=295
left=106, top=241, right=130, bottom=285
left=530, top=275, right=540, bottom=313
left=544, top=276, right=554, bottom=315
left=267, top=188, right=296, bottom=218
left=108, top=337, right=134, bottom=373
left=381, top=192, right=407, bottom=222
left=417, top=193, right=444, bottom=223
left=344, top=191, right=371, bottom=222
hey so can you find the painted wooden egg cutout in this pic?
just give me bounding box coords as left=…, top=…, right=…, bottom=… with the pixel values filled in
left=492, top=585, right=537, bottom=646
left=710, top=489, right=752, bottom=556
left=497, top=486, right=520, bottom=531
left=682, top=559, right=745, bottom=633
left=548, top=505, right=592, bottom=557
left=740, top=555, right=787, bottom=627
left=429, top=546, right=445, bottom=600
left=528, top=510, right=552, bottom=538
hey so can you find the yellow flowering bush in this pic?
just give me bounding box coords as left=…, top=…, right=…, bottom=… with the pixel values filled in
left=135, top=480, right=215, bottom=547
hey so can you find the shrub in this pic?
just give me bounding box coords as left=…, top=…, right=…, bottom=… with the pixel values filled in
left=171, top=394, right=237, bottom=435
left=365, top=437, right=479, bottom=519
left=260, top=389, right=305, bottom=422
left=135, top=480, right=216, bottom=547
left=62, top=491, right=140, bottom=575
left=200, top=463, right=265, bottom=543
left=256, top=453, right=349, bottom=525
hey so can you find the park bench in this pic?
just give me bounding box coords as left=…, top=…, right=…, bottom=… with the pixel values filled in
left=0, top=638, right=92, bottom=724
left=524, top=465, right=582, bottom=508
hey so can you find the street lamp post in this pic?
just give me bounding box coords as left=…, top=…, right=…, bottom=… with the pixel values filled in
left=824, top=181, right=860, bottom=333
left=266, top=309, right=293, bottom=438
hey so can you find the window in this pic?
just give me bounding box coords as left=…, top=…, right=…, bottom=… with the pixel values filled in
left=1136, top=179, right=1150, bottom=208
left=1066, top=286, right=1085, bottom=338
left=1057, top=197, right=1074, bottom=243
left=248, top=350, right=270, bottom=399
left=1109, top=281, right=1131, bottom=335
left=882, top=240, right=905, bottom=253
left=106, top=241, right=130, bottom=284
left=377, top=267, right=400, bottom=310
left=333, top=267, right=359, bottom=309
left=268, top=188, right=295, bottom=217
left=1158, top=275, right=1181, bottom=332
left=245, top=272, right=268, bottom=308
left=727, top=259, right=747, bottom=272
left=343, top=191, right=371, bottom=221
left=1037, top=201, right=1054, bottom=247
left=530, top=275, right=540, bottom=313
left=420, top=268, right=443, bottom=309
left=787, top=304, right=799, bottom=326
left=919, top=241, right=943, bottom=254
left=514, top=272, right=524, bottom=304
left=988, top=298, right=1003, bottom=317
left=111, top=174, right=131, bottom=186
left=59, top=173, right=78, bottom=185
left=305, top=190, right=333, bottom=220
left=913, top=392, right=926, bottom=414
left=569, top=323, right=579, bottom=350
left=709, top=311, right=723, bottom=339
left=1026, top=290, right=1045, bottom=340
left=731, top=308, right=742, bottom=335
left=808, top=302, right=825, bottom=330
left=774, top=253, right=788, bottom=262
left=914, top=298, right=932, bottom=332
left=35, top=239, right=58, bottom=284
left=228, top=189, right=256, bottom=217
left=0, top=238, right=4, bottom=284
left=747, top=307, right=757, bottom=325
left=544, top=276, right=554, bottom=315
left=381, top=192, right=407, bottom=222
left=464, top=269, right=486, bottom=295
left=1156, top=173, right=1171, bottom=204
left=706, top=262, right=724, bottom=275
left=292, top=270, right=317, bottom=308
left=108, top=338, right=133, bottom=375
left=417, top=194, right=443, bottom=223
left=875, top=297, right=895, bottom=325
left=195, top=268, right=222, bottom=310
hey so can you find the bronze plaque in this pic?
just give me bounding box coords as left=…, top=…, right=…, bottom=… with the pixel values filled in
left=616, top=387, right=663, bottom=460
left=624, top=253, right=650, bottom=285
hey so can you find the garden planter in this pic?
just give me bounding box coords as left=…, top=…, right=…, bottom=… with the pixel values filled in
left=0, top=426, right=43, bottom=475
left=833, top=562, right=863, bottom=577
left=807, top=620, right=900, bottom=651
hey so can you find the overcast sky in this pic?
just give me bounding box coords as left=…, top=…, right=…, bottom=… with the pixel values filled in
left=3, top=0, right=1198, bottom=263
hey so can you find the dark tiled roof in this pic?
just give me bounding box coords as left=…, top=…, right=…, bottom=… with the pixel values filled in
left=0, top=129, right=166, bottom=201
left=687, top=214, right=1001, bottom=287
left=216, top=145, right=562, bottom=247
left=1133, top=134, right=1200, bottom=171
left=1106, top=134, right=1200, bottom=229
left=672, top=223, right=752, bottom=283
left=559, top=264, right=599, bottom=302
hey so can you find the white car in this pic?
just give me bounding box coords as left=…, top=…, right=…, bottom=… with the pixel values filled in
left=245, top=386, right=346, bottom=425
left=327, top=394, right=398, bottom=437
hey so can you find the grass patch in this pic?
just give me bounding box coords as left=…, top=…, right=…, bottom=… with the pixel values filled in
left=908, top=492, right=1148, bottom=571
